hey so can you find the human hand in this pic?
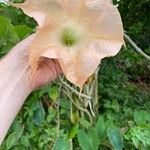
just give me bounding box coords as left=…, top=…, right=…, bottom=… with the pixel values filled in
left=31, top=57, right=62, bottom=90
left=3, top=34, right=62, bottom=91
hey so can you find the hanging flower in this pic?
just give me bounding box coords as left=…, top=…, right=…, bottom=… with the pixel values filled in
left=12, top=0, right=124, bottom=89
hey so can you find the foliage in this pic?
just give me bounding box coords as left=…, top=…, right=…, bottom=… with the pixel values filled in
left=107, top=128, right=123, bottom=150
left=0, top=1, right=150, bottom=150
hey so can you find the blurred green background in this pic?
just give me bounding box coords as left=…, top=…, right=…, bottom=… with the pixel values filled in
left=0, top=0, right=150, bottom=149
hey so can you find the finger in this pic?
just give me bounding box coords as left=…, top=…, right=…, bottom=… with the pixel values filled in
left=30, top=58, right=62, bottom=90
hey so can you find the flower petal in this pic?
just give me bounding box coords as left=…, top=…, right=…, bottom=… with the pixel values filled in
left=76, top=39, right=122, bottom=87
left=12, top=0, right=65, bottom=27
left=27, top=26, right=60, bottom=72
left=64, top=0, right=85, bottom=18
left=86, top=0, right=111, bottom=7
left=84, top=0, right=124, bottom=42
left=58, top=48, right=79, bottom=86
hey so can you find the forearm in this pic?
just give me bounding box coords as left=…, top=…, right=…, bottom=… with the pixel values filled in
left=0, top=45, right=32, bottom=145
left=0, top=60, right=32, bottom=144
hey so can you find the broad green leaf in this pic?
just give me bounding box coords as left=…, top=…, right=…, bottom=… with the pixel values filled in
left=79, top=118, right=91, bottom=129
left=38, top=85, right=50, bottom=98
left=107, top=128, right=123, bottom=150
left=20, top=135, right=30, bottom=147
left=0, top=16, right=19, bottom=43
left=60, top=99, right=70, bottom=109
left=2, top=7, right=21, bottom=24
left=96, top=116, right=107, bottom=141
left=134, top=110, right=150, bottom=125
left=77, top=129, right=92, bottom=150
left=6, top=133, right=17, bottom=150
left=13, top=121, right=24, bottom=139
left=14, top=25, right=32, bottom=40
left=111, top=100, right=120, bottom=112
left=132, top=136, right=140, bottom=149
left=88, top=128, right=100, bottom=150
left=47, top=108, right=57, bottom=123
left=0, top=15, right=11, bottom=36
left=52, top=137, right=71, bottom=150
left=49, top=86, right=59, bottom=101
left=69, top=125, right=78, bottom=139
left=0, top=42, right=13, bottom=55
left=33, top=101, right=45, bottom=126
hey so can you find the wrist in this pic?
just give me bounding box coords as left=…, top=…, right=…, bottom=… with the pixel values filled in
left=0, top=54, right=32, bottom=144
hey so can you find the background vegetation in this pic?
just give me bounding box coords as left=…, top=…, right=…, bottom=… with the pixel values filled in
left=0, top=0, right=150, bottom=149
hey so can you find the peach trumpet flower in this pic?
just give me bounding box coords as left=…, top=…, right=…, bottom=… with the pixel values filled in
left=12, top=0, right=124, bottom=89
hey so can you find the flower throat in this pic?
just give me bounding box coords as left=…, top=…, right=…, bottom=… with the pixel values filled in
left=61, top=27, right=80, bottom=47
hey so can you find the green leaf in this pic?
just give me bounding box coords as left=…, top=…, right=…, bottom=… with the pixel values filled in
left=88, top=128, right=100, bottom=150
left=2, top=7, right=20, bottom=24
left=33, top=101, right=45, bottom=126
left=0, top=16, right=19, bottom=43
left=0, top=15, right=11, bottom=37
left=79, top=118, right=91, bottom=129
left=49, top=86, right=59, bottom=101
left=20, top=135, right=30, bottom=147
left=47, top=108, right=57, bottom=123
left=52, top=137, right=71, bottom=150
left=13, top=121, right=24, bottom=139
left=107, top=128, right=123, bottom=150
left=96, top=116, right=107, bottom=141
left=14, top=25, right=32, bottom=40
left=131, top=126, right=150, bottom=148
left=0, top=42, right=13, bottom=55
left=38, top=85, right=50, bottom=98
left=134, top=110, right=150, bottom=125
left=69, top=125, right=78, bottom=139
left=6, top=133, right=17, bottom=149
left=60, top=99, right=70, bottom=109
left=77, top=129, right=92, bottom=150
left=132, top=136, right=140, bottom=149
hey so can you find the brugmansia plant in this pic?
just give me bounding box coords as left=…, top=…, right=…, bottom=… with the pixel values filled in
left=0, top=0, right=125, bottom=148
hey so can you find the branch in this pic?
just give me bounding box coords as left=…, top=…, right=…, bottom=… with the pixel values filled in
left=63, top=90, right=92, bottom=123
left=59, top=78, right=91, bottom=100
left=124, top=34, right=150, bottom=61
